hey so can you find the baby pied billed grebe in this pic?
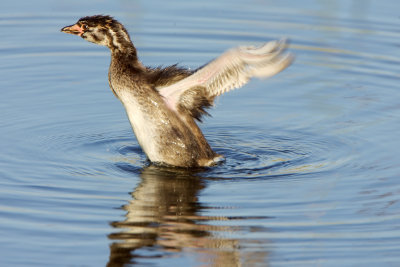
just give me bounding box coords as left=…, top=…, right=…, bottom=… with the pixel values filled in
left=61, top=15, right=293, bottom=167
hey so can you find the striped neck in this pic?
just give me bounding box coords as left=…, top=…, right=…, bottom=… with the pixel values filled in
left=106, top=26, right=136, bottom=55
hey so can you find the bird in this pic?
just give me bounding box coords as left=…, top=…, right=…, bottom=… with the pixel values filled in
left=61, top=15, right=293, bottom=168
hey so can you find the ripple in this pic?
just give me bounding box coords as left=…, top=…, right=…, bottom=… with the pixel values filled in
left=202, top=126, right=353, bottom=179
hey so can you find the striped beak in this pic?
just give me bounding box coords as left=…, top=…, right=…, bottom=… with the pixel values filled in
left=61, top=23, right=84, bottom=36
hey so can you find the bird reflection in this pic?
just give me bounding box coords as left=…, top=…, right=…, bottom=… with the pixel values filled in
left=107, top=165, right=241, bottom=267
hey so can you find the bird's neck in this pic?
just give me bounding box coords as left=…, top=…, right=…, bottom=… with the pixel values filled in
left=106, top=26, right=138, bottom=59
left=110, top=42, right=145, bottom=76
left=111, top=43, right=138, bottom=62
left=111, top=46, right=139, bottom=64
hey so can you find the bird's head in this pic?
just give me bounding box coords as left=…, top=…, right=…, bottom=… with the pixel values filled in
left=61, top=15, right=133, bottom=52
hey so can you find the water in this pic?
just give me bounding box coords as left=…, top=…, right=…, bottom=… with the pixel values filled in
left=1, top=0, right=400, bottom=266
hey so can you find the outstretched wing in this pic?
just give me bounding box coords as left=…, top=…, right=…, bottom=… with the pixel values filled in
left=158, top=39, right=294, bottom=121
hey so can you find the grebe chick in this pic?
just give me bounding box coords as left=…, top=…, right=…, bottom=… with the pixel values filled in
left=61, top=15, right=293, bottom=167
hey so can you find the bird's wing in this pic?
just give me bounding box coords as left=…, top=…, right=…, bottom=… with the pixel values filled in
left=158, top=39, right=293, bottom=120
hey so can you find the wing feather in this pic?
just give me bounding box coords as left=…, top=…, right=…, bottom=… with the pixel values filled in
left=158, top=39, right=293, bottom=118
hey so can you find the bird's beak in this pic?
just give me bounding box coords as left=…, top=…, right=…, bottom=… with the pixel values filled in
left=61, top=23, right=84, bottom=36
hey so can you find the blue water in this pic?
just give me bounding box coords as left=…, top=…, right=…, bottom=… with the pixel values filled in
left=1, top=0, right=400, bottom=266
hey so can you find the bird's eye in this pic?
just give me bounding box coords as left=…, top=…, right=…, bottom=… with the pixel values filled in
left=82, top=24, right=88, bottom=30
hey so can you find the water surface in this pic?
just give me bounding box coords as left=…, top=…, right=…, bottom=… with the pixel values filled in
left=1, top=0, right=400, bottom=266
